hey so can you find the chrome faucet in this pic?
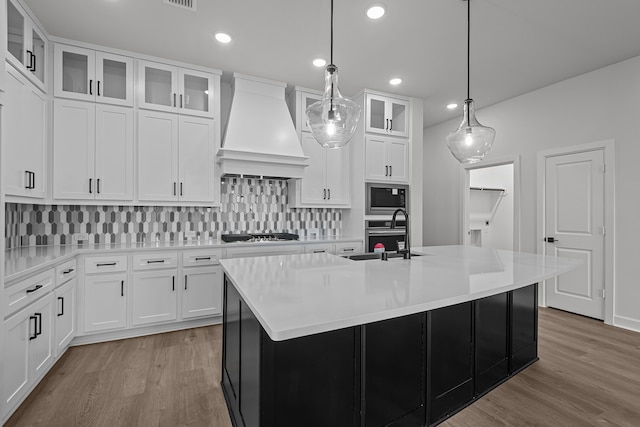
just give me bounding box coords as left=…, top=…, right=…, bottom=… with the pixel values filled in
left=391, top=208, right=410, bottom=259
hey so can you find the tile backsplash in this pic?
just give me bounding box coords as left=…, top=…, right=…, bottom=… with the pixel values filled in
left=5, top=178, right=342, bottom=249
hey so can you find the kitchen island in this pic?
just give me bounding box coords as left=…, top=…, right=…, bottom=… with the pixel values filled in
left=220, top=245, right=578, bottom=427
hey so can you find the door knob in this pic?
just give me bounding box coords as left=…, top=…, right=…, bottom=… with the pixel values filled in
left=544, top=237, right=557, bottom=243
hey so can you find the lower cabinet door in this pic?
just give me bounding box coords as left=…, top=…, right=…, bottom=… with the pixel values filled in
left=475, top=292, right=509, bottom=395
left=511, top=284, right=538, bottom=373
left=182, top=266, right=222, bottom=319
left=132, top=270, right=178, bottom=326
left=55, top=278, right=76, bottom=355
left=3, top=307, right=31, bottom=413
left=84, top=273, right=127, bottom=333
left=29, top=294, right=54, bottom=379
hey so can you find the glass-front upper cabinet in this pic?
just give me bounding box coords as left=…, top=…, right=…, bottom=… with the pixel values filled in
left=6, top=0, right=47, bottom=91
left=54, top=44, right=133, bottom=106
left=137, top=59, right=215, bottom=118
left=365, top=93, right=410, bottom=138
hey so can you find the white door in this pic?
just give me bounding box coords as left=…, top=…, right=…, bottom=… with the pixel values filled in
left=544, top=150, right=605, bottom=319
left=132, top=270, right=178, bottom=326
left=53, top=100, right=96, bottom=200
left=3, top=66, right=29, bottom=197
left=137, top=60, right=178, bottom=113
left=178, top=116, right=215, bottom=203
left=365, top=135, right=388, bottom=181
left=182, top=267, right=223, bottom=319
left=26, top=84, right=47, bottom=198
left=84, top=273, right=127, bottom=332
left=54, top=279, right=76, bottom=355
left=95, top=52, right=134, bottom=106
left=53, top=44, right=96, bottom=102
left=325, top=144, right=350, bottom=205
left=178, top=68, right=214, bottom=118
left=300, top=132, right=327, bottom=205
left=387, top=139, right=409, bottom=183
left=388, top=99, right=410, bottom=138
left=137, top=111, right=179, bottom=201
left=95, top=105, right=134, bottom=201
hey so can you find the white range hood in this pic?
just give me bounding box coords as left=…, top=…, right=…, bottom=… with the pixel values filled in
left=217, top=73, right=308, bottom=179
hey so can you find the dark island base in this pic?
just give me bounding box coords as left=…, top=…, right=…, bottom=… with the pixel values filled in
left=222, top=277, right=538, bottom=427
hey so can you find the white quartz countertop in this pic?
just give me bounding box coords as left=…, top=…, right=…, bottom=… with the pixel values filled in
left=4, top=236, right=361, bottom=283
left=220, top=245, right=580, bottom=341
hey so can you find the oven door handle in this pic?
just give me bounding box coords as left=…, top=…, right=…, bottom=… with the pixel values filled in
left=367, top=229, right=406, bottom=235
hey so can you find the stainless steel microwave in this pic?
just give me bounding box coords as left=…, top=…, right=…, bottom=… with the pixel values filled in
left=365, top=183, right=409, bottom=216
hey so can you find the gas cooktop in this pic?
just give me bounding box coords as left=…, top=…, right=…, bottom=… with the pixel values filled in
left=221, top=233, right=300, bottom=243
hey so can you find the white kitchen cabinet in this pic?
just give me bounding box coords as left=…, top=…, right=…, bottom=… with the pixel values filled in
left=53, top=44, right=133, bottom=106
left=182, top=266, right=223, bottom=319
left=137, top=59, right=215, bottom=118
left=53, top=99, right=134, bottom=201
left=303, top=243, right=336, bottom=254
left=84, top=272, right=127, bottom=333
left=334, top=241, right=364, bottom=255
left=132, top=270, right=178, bottom=326
left=289, top=133, right=350, bottom=207
left=3, top=65, right=46, bottom=199
left=3, top=292, right=54, bottom=416
left=6, top=0, right=47, bottom=90
left=365, top=93, right=410, bottom=138
left=287, top=87, right=322, bottom=133
left=137, top=110, right=216, bottom=203
left=225, top=245, right=303, bottom=259
left=54, top=277, right=76, bottom=356
left=365, top=135, right=409, bottom=183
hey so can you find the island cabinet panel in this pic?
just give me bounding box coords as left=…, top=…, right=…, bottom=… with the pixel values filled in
left=426, top=301, right=474, bottom=425
left=223, top=283, right=241, bottom=402
left=475, top=292, right=509, bottom=395
left=363, top=313, right=425, bottom=427
left=511, top=284, right=538, bottom=373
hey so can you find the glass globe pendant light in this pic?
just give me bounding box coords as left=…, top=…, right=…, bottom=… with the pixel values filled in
left=306, top=0, right=361, bottom=149
left=446, top=0, right=495, bottom=163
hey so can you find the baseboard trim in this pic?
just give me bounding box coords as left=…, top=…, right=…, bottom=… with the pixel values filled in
left=613, top=315, right=640, bottom=333
left=71, top=316, right=222, bottom=346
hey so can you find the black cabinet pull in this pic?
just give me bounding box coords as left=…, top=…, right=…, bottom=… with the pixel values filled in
left=25, top=171, right=35, bottom=189
left=29, top=316, right=38, bottom=340
left=389, top=119, right=393, bottom=131
left=173, top=182, right=177, bottom=196
left=31, top=171, right=35, bottom=189
left=313, top=250, right=326, bottom=253
left=97, top=262, right=116, bottom=267
left=35, top=313, right=42, bottom=336
left=173, top=93, right=176, bottom=107
left=26, top=50, right=34, bottom=70
left=328, top=188, right=331, bottom=200
left=389, top=166, right=392, bottom=177
left=342, top=248, right=355, bottom=252
left=62, top=268, right=74, bottom=274
left=26, top=284, right=43, bottom=294
left=89, top=178, right=92, bottom=194
left=184, top=275, right=188, bottom=290
left=195, top=256, right=211, bottom=261
left=172, top=276, right=175, bottom=291
left=146, top=259, right=165, bottom=264
left=58, top=297, right=64, bottom=317
left=385, top=166, right=388, bottom=176
left=32, top=53, right=37, bottom=73
left=25, top=170, right=31, bottom=189
left=89, top=79, right=93, bottom=95
left=323, top=189, right=326, bottom=199
left=180, top=94, right=183, bottom=108
left=97, top=179, right=100, bottom=194
left=385, top=118, right=389, bottom=130
left=180, top=182, right=183, bottom=196
left=121, top=280, right=124, bottom=297
left=97, top=81, right=101, bottom=96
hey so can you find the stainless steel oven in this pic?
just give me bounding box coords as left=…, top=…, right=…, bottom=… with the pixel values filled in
left=365, top=183, right=409, bottom=216
left=365, top=219, right=407, bottom=253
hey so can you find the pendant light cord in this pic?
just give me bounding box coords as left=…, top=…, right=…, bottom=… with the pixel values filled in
left=467, top=0, right=471, bottom=100
left=330, top=0, right=334, bottom=65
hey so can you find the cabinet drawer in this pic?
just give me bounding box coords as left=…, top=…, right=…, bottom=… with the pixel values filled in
left=182, top=249, right=223, bottom=267
left=85, top=255, right=128, bottom=274
left=225, top=245, right=303, bottom=259
left=55, top=259, right=77, bottom=287
left=5, top=269, right=54, bottom=318
left=335, top=241, right=363, bottom=255
left=132, top=252, right=178, bottom=271
left=303, top=243, right=336, bottom=254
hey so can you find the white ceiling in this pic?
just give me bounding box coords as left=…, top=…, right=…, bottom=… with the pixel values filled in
left=24, top=0, right=640, bottom=127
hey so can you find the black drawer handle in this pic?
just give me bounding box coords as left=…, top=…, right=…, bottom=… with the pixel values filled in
left=35, top=312, right=42, bottom=336
left=26, top=284, right=43, bottom=294
left=58, top=297, right=64, bottom=317
left=185, top=275, right=188, bottom=290
left=172, top=276, right=175, bottom=291
left=121, top=280, right=124, bottom=297
left=29, top=316, right=38, bottom=340
left=97, top=262, right=116, bottom=267
left=62, top=268, right=75, bottom=275
left=147, top=260, right=166, bottom=264
left=342, top=248, right=355, bottom=252
left=195, top=256, right=211, bottom=261
left=313, top=250, right=326, bottom=253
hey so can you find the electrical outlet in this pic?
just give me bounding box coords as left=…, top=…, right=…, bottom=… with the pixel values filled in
left=307, top=228, right=319, bottom=238
left=73, top=233, right=89, bottom=242
left=185, top=231, right=196, bottom=238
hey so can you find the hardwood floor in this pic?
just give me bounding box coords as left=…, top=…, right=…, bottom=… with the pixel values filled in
left=5, top=308, right=640, bottom=426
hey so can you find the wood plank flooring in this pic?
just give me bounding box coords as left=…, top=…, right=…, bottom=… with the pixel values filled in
left=5, top=307, right=640, bottom=426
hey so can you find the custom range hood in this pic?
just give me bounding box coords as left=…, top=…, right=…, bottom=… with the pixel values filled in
left=217, top=73, right=308, bottom=179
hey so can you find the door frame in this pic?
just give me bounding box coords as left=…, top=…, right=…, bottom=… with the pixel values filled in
left=536, top=139, right=615, bottom=324
left=460, top=155, right=521, bottom=251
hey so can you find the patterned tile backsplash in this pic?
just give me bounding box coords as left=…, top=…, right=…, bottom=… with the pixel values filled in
left=5, top=178, right=342, bottom=249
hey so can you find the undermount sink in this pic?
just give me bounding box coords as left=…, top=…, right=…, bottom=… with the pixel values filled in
left=343, top=252, right=425, bottom=261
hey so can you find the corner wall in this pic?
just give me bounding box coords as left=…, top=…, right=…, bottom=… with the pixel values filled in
left=423, top=55, right=640, bottom=332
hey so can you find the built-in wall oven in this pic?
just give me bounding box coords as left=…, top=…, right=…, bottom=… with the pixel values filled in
left=365, top=219, right=407, bottom=252
left=365, top=183, right=409, bottom=216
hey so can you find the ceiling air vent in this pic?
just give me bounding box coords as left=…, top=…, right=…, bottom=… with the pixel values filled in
left=163, top=0, right=197, bottom=12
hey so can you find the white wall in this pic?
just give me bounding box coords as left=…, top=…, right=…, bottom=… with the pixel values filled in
left=469, top=164, right=513, bottom=250
left=423, top=55, right=640, bottom=332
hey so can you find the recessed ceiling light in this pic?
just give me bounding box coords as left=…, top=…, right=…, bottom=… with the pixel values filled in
left=313, top=58, right=327, bottom=67
left=447, top=103, right=458, bottom=110
left=214, top=32, right=232, bottom=44
left=389, top=78, right=402, bottom=85
left=366, top=4, right=386, bottom=20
